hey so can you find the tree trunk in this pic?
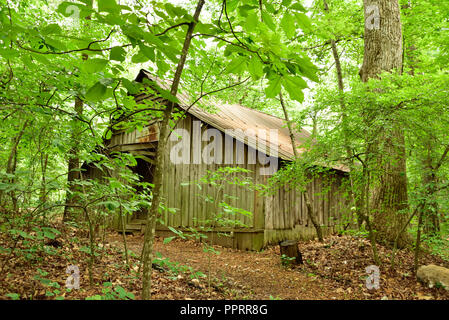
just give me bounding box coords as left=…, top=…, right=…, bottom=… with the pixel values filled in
left=422, top=151, right=439, bottom=235
left=360, top=0, right=409, bottom=248
left=63, top=96, right=84, bottom=221
left=279, top=92, right=323, bottom=242
left=141, top=0, right=205, bottom=300
left=2, top=120, right=29, bottom=212
left=320, top=0, right=381, bottom=259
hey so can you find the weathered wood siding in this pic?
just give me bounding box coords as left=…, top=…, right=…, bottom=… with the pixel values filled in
left=263, top=171, right=351, bottom=245
left=159, top=114, right=258, bottom=231
left=102, top=113, right=351, bottom=250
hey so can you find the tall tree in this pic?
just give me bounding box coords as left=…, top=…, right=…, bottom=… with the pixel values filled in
left=63, top=96, right=84, bottom=221
left=140, top=0, right=205, bottom=300
left=360, top=0, right=409, bottom=247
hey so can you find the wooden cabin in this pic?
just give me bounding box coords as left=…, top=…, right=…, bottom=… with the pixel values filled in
left=91, top=69, right=351, bottom=251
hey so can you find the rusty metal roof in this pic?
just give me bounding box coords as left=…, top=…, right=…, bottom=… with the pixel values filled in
left=136, top=69, right=349, bottom=172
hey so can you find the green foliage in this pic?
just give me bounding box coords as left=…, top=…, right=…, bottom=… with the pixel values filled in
left=85, top=282, right=135, bottom=300
left=6, top=293, right=20, bottom=300
left=1, top=0, right=449, bottom=300
left=153, top=252, right=206, bottom=280
left=33, top=268, right=65, bottom=299
left=280, top=254, right=296, bottom=267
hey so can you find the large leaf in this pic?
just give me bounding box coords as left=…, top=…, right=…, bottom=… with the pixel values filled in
left=283, top=76, right=306, bottom=102
left=280, top=13, right=295, bottom=38
left=110, top=46, right=126, bottom=62
left=121, top=78, right=140, bottom=95
left=82, top=58, right=108, bottom=73
left=98, top=0, right=120, bottom=13
left=284, top=75, right=308, bottom=90
left=139, top=44, right=155, bottom=61
left=265, top=76, right=282, bottom=98
left=248, top=57, right=264, bottom=80
left=261, top=11, right=276, bottom=31
left=244, top=11, right=259, bottom=31
left=294, top=12, right=312, bottom=32
left=131, top=52, right=148, bottom=63
left=86, top=82, right=107, bottom=101
left=57, top=2, right=92, bottom=19
left=225, top=56, right=247, bottom=74
left=41, top=24, right=62, bottom=35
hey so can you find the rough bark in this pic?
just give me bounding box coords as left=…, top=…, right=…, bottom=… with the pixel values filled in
left=3, top=120, right=29, bottom=212
left=422, top=152, right=439, bottom=235
left=360, top=0, right=409, bottom=248
left=141, top=0, right=205, bottom=300
left=63, top=96, right=84, bottom=221
left=279, top=92, right=323, bottom=242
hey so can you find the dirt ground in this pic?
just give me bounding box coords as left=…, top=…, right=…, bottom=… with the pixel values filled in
left=108, top=233, right=449, bottom=300
left=2, top=225, right=448, bottom=300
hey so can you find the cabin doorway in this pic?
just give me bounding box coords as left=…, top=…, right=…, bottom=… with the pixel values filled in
left=131, top=158, right=154, bottom=220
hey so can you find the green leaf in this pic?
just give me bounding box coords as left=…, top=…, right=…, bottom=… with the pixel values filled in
left=131, top=52, right=148, bottom=64
left=225, top=56, right=247, bottom=74
left=294, top=12, right=312, bottom=32
left=265, top=76, right=282, bottom=98
left=42, top=24, right=62, bottom=35
left=261, top=11, right=276, bottom=31
left=283, top=76, right=307, bottom=102
left=283, top=84, right=304, bottom=102
left=57, top=2, right=93, bottom=19
left=157, top=87, right=179, bottom=104
left=6, top=293, right=20, bottom=300
left=296, top=57, right=319, bottom=82
left=114, top=285, right=127, bottom=297
left=139, top=44, right=155, bottom=61
left=0, top=48, right=19, bottom=59
left=126, top=291, right=135, bottom=299
left=244, top=11, right=259, bottom=30
left=98, top=0, right=120, bottom=13
left=156, top=58, right=170, bottom=76
left=281, top=13, right=295, bottom=38
left=122, top=24, right=145, bottom=41
left=164, top=3, right=188, bottom=17
left=86, top=82, right=107, bottom=101
left=121, top=79, right=140, bottom=95
left=290, top=2, right=306, bottom=12
left=284, top=75, right=308, bottom=90
left=57, top=2, right=82, bottom=17
left=82, top=58, right=108, bottom=73
left=163, top=236, right=175, bottom=244
left=103, top=200, right=120, bottom=210
left=143, top=32, right=165, bottom=48
left=110, top=46, right=126, bottom=62
left=238, top=4, right=257, bottom=18
left=43, top=230, right=56, bottom=239
left=102, top=13, right=125, bottom=25
left=248, top=57, right=264, bottom=80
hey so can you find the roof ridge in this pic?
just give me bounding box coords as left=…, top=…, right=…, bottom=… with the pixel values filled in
left=137, top=69, right=304, bottom=131
left=226, top=101, right=288, bottom=124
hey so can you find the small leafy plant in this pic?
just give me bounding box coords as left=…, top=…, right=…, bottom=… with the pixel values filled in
left=85, top=282, right=135, bottom=300
left=280, top=254, right=296, bottom=267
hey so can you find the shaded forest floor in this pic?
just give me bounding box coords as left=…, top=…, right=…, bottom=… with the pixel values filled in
left=109, top=233, right=449, bottom=300
left=1, top=224, right=449, bottom=300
